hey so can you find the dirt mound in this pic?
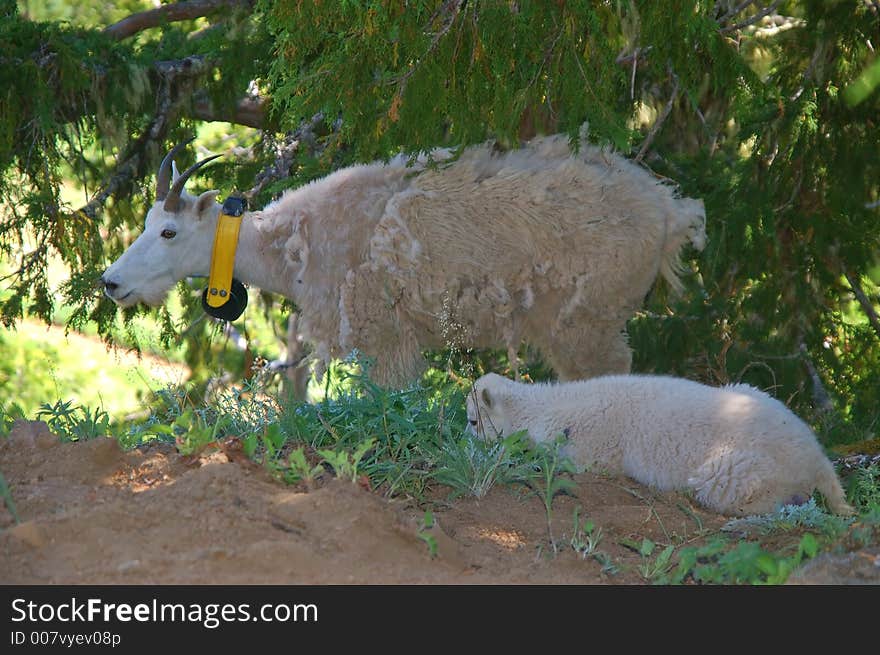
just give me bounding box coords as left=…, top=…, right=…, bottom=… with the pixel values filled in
left=1, top=420, right=727, bottom=584
left=786, top=547, right=880, bottom=584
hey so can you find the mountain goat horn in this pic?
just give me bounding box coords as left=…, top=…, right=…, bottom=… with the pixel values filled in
left=156, top=138, right=195, bottom=202
left=163, top=153, right=223, bottom=213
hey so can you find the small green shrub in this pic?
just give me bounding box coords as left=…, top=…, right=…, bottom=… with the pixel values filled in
left=432, top=430, right=536, bottom=499
left=0, top=402, right=26, bottom=436
left=525, top=434, right=578, bottom=553
left=317, top=438, right=377, bottom=483
left=416, top=510, right=439, bottom=558
left=846, top=463, right=880, bottom=512
left=636, top=538, right=676, bottom=583
left=665, top=533, right=820, bottom=585
left=721, top=499, right=853, bottom=539
left=283, top=447, right=324, bottom=486
left=35, top=399, right=111, bottom=442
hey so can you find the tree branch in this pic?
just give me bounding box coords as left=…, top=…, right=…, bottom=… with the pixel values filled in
left=191, top=93, right=267, bottom=128
left=103, top=0, right=255, bottom=41
left=78, top=56, right=212, bottom=220
left=717, top=1, right=756, bottom=24
left=635, top=68, right=680, bottom=163
left=153, top=55, right=212, bottom=79
left=245, top=113, right=331, bottom=199
left=845, top=270, right=880, bottom=341
left=799, top=342, right=834, bottom=415
left=720, top=1, right=782, bottom=35
left=387, top=0, right=464, bottom=110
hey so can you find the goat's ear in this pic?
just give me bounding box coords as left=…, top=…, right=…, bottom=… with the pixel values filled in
left=171, top=161, right=181, bottom=181
left=481, top=387, right=493, bottom=408
left=195, top=190, right=220, bottom=219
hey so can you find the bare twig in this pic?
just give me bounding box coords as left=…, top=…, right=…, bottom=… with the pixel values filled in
left=635, top=69, right=680, bottom=163
left=77, top=152, right=144, bottom=221
left=104, top=0, right=255, bottom=41
left=191, top=93, right=267, bottom=128
left=152, top=55, right=212, bottom=78
left=845, top=270, right=880, bottom=341
left=717, top=0, right=756, bottom=24
left=749, top=16, right=806, bottom=38
left=799, top=342, right=834, bottom=415
left=630, top=46, right=639, bottom=100
left=615, top=45, right=652, bottom=66
left=720, top=0, right=782, bottom=34
left=244, top=112, right=330, bottom=200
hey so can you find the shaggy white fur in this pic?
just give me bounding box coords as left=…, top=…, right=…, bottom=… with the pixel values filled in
left=103, top=134, right=706, bottom=386
left=466, top=373, right=853, bottom=516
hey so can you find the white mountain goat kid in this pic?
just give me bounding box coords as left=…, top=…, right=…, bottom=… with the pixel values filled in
left=467, top=373, right=853, bottom=516
left=102, top=135, right=706, bottom=386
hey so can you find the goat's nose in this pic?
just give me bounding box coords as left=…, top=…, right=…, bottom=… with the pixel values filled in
left=101, top=273, right=118, bottom=294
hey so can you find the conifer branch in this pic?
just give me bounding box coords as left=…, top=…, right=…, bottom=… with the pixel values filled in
left=191, top=94, right=267, bottom=128
left=78, top=56, right=211, bottom=220
left=845, top=271, right=880, bottom=341
left=720, top=1, right=782, bottom=34
left=717, top=1, right=756, bottom=25
left=104, top=0, right=255, bottom=41
left=388, top=0, right=464, bottom=100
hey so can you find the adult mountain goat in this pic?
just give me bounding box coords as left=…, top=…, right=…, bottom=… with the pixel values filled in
left=102, top=135, right=706, bottom=386
left=467, top=373, right=853, bottom=516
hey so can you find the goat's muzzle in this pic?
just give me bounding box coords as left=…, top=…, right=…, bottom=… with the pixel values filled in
left=101, top=272, right=122, bottom=300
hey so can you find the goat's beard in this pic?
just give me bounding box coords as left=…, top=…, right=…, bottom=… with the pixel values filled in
left=140, top=289, right=172, bottom=307
left=110, top=284, right=173, bottom=308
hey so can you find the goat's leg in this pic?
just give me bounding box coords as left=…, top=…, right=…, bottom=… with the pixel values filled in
left=282, top=312, right=311, bottom=401
left=507, top=343, right=521, bottom=380
left=542, top=323, right=632, bottom=380
left=339, top=264, right=424, bottom=387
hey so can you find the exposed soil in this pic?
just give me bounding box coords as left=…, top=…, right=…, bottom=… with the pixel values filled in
left=0, top=419, right=763, bottom=585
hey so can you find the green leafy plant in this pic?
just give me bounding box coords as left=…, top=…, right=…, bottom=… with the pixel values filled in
left=570, top=507, right=603, bottom=558
left=666, top=533, right=821, bottom=585
left=207, top=374, right=282, bottom=440
left=525, top=434, right=578, bottom=553
left=721, top=499, right=853, bottom=539
left=846, top=463, right=880, bottom=512
left=161, top=410, right=230, bottom=456
left=416, top=510, right=439, bottom=559
left=284, top=447, right=325, bottom=486
left=279, top=361, right=467, bottom=498
left=255, top=424, right=287, bottom=466
left=569, top=506, right=617, bottom=573
left=317, top=438, right=377, bottom=483
left=433, top=430, right=535, bottom=499
left=636, top=538, right=676, bottom=583
left=0, top=403, right=26, bottom=436
left=848, top=504, right=880, bottom=548
left=35, top=399, right=111, bottom=442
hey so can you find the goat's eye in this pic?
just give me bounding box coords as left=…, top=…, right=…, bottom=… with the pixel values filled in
left=469, top=419, right=478, bottom=426
left=160, top=229, right=176, bottom=239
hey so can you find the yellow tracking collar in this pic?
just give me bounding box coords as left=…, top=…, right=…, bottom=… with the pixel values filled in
left=206, top=196, right=247, bottom=308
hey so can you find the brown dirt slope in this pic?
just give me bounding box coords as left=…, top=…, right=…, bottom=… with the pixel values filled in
left=1, top=420, right=728, bottom=584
